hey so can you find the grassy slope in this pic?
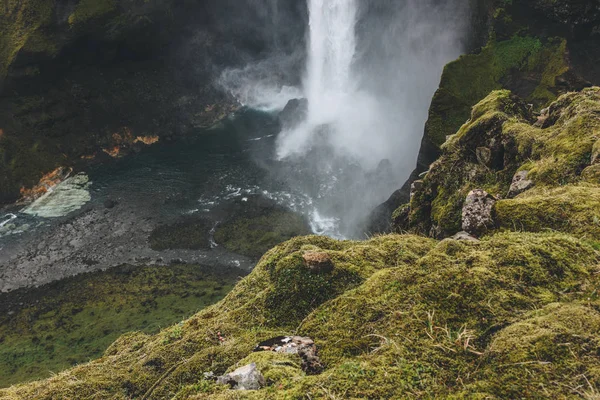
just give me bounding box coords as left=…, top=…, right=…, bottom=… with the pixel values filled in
left=0, top=264, right=243, bottom=389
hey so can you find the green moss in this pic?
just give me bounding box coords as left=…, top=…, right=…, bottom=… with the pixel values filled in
left=67, top=0, right=116, bottom=26
left=425, top=35, right=564, bottom=151
left=405, top=87, right=600, bottom=239
left=0, top=1, right=55, bottom=81
left=0, top=264, right=241, bottom=388
left=463, top=303, right=600, bottom=398
left=495, top=185, right=600, bottom=239
left=214, top=209, right=312, bottom=259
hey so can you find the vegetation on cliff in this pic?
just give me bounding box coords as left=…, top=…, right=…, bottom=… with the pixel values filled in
left=2, top=86, right=600, bottom=399
left=402, top=87, right=600, bottom=240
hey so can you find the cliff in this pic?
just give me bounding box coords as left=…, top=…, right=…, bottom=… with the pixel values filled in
left=369, top=0, right=600, bottom=232
left=2, top=87, right=599, bottom=399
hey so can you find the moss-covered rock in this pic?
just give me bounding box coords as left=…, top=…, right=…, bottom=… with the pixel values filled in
left=214, top=197, right=312, bottom=259
left=495, top=185, right=600, bottom=239
left=398, top=87, right=600, bottom=239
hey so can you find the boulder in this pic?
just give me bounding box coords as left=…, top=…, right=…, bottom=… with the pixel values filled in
left=462, top=189, right=496, bottom=237
left=507, top=171, right=534, bottom=198
left=279, top=98, right=308, bottom=129
left=216, top=362, right=265, bottom=390
left=302, top=252, right=334, bottom=274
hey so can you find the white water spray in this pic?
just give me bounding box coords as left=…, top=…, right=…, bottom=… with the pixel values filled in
left=220, top=0, right=470, bottom=237
left=305, top=0, right=357, bottom=125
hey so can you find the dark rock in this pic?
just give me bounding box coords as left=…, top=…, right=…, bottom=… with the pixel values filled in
left=103, top=199, right=118, bottom=209
left=507, top=171, right=534, bottom=198
left=302, top=252, right=334, bottom=274
left=462, top=189, right=497, bottom=237
left=279, top=98, right=308, bottom=129
left=365, top=168, right=420, bottom=235
left=216, top=362, right=265, bottom=390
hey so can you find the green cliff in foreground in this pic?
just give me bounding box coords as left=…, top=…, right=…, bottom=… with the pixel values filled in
left=2, top=88, right=600, bottom=399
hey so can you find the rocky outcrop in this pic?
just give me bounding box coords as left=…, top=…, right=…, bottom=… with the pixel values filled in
left=370, top=0, right=600, bottom=232
left=393, top=87, right=600, bottom=240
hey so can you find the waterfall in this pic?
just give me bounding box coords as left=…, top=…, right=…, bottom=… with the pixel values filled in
left=276, top=0, right=361, bottom=160
left=305, top=0, right=358, bottom=126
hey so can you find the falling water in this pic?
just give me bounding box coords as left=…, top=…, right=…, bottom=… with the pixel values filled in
left=305, top=0, right=358, bottom=125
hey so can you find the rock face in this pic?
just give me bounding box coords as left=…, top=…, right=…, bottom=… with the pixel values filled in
left=393, top=87, right=600, bottom=241
left=462, top=189, right=496, bottom=237
left=0, top=0, right=306, bottom=204
left=302, top=251, right=334, bottom=274
left=216, top=363, right=265, bottom=390
left=279, top=98, right=308, bottom=129
left=371, top=0, right=600, bottom=232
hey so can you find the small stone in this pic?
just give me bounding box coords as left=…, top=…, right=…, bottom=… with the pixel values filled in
left=450, top=231, right=480, bottom=242
left=104, top=199, right=118, bottom=209
left=462, top=189, right=496, bottom=237
left=302, top=252, right=334, bottom=273
left=216, top=363, right=265, bottom=390
left=476, top=147, right=492, bottom=166
left=507, top=171, right=534, bottom=198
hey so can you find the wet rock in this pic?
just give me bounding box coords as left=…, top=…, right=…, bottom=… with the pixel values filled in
left=279, top=98, right=308, bottom=128
left=476, top=147, right=492, bottom=166
left=104, top=199, right=118, bottom=209
left=302, top=252, right=334, bottom=273
left=462, top=189, right=496, bottom=237
left=507, top=171, right=534, bottom=198
left=450, top=231, right=480, bottom=242
left=254, top=336, right=324, bottom=374
left=216, top=362, right=265, bottom=390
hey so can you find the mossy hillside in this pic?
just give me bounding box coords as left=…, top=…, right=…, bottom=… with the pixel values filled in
left=462, top=303, right=600, bottom=399
left=0, top=234, right=436, bottom=399
left=192, top=233, right=600, bottom=399
left=0, top=0, right=55, bottom=83
left=495, top=185, right=600, bottom=239
left=0, top=264, right=241, bottom=389
left=424, top=35, right=569, bottom=161
left=214, top=202, right=312, bottom=259
left=403, top=87, right=600, bottom=239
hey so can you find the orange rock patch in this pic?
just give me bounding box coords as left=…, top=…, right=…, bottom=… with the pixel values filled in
left=19, top=167, right=72, bottom=203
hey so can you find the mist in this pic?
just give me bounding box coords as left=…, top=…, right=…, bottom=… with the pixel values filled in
left=217, top=0, right=472, bottom=238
